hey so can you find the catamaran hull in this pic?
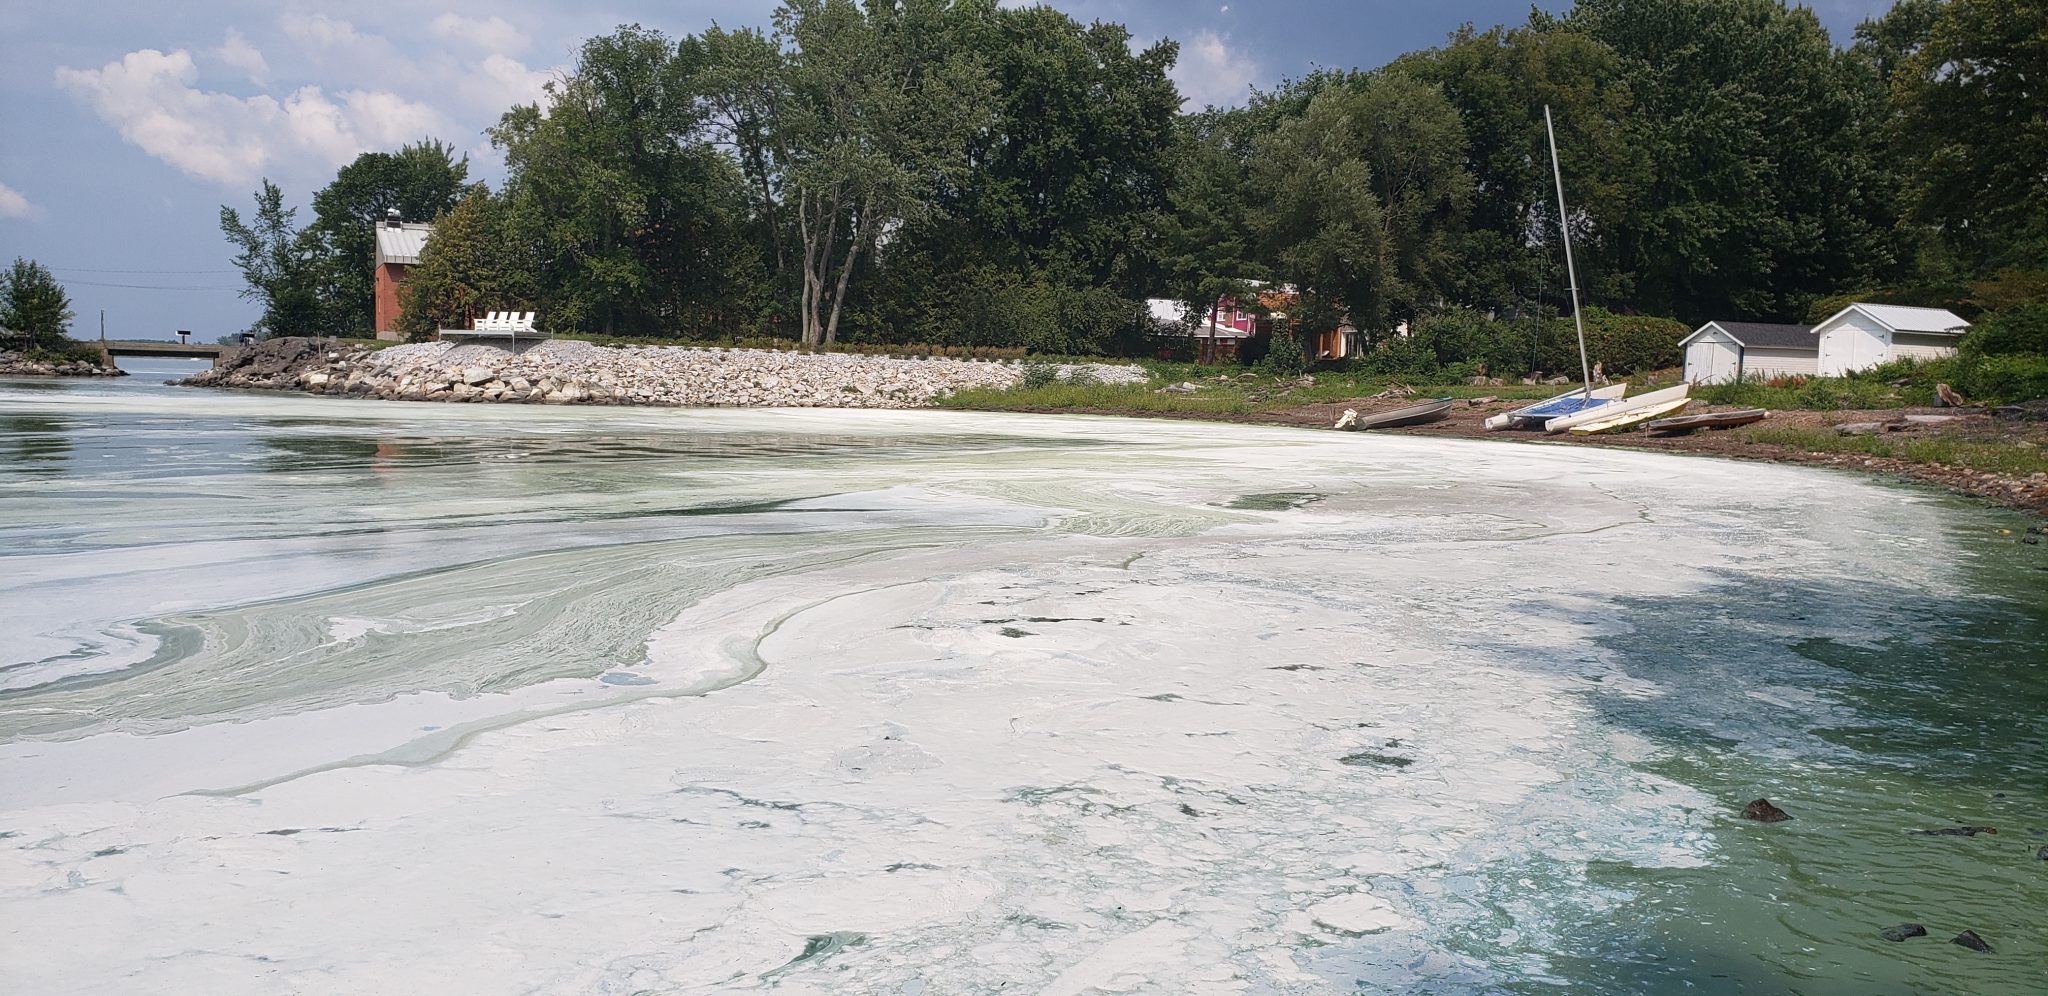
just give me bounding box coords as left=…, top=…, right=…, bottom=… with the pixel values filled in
left=1543, top=384, right=1692, bottom=434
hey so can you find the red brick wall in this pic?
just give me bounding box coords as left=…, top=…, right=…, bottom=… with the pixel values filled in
left=374, top=262, right=410, bottom=335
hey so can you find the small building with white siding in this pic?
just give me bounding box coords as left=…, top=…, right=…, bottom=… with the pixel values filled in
left=1680, top=321, right=1818, bottom=384
left=1812, top=303, right=1969, bottom=376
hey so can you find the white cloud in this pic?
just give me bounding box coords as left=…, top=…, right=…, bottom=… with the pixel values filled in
left=465, top=53, right=554, bottom=111
left=430, top=13, right=531, bottom=54
left=55, top=48, right=445, bottom=187
left=215, top=28, right=269, bottom=84
left=0, top=182, right=32, bottom=219
left=1170, top=30, right=1257, bottom=110
left=279, top=12, right=364, bottom=50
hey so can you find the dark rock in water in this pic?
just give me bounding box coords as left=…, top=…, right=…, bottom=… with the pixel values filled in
left=2035, top=844, right=2048, bottom=861
left=1912, top=825, right=1996, bottom=837
left=1880, top=923, right=1928, bottom=942
left=1950, top=930, right=1993, bottom=953
left=1741, top=798, right=1791, bottom=822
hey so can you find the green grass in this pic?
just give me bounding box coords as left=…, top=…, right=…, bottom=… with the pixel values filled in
left=1730, top=426, right=2048, bottom=477
left=939, top=364, right=1561, bottom=416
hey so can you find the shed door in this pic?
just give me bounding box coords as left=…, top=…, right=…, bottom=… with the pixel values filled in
left=1686, top=339, right=1741, bottom=384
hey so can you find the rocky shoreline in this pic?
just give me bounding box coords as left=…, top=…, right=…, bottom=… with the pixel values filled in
left=0, top=349, right=125, bottom=378
left=181, top=337, right=1141, bottom=407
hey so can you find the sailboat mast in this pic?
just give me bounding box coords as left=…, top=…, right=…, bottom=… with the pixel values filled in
left=1544, top=105, right=1593, bottom=399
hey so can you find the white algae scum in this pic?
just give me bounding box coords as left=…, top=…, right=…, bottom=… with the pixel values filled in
left=1, top=379, right=2039, bottom=994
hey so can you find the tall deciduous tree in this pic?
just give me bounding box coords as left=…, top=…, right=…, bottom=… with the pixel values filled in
left=1250, top=72, right=1473, bottom=341
left=1566, top=0, right=1891, bottom=321
left=0, top=258, right=75, bottom=348
left=1892, top=0, right=2048, bottom=272
left=220, top=180, right=322, bottom=338
left=304, top=141, right=470, bottom=334
left=703, top=0, right=994, bottom=346
left=493, top=26, right=759, bottom=335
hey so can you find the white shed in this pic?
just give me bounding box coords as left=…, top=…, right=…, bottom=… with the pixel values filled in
left=1679, top=321, right=1818, bottom=385
left=1812, top=303, right=1969, bottom=376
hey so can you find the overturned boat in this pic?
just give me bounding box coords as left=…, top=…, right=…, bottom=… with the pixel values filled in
left=1340, top=398, right=1455, bottom=431
left=1645, top=408, right=1769, bottom=436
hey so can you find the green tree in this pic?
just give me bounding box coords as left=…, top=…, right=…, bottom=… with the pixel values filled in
left=703, top=0, right=995, bottom=346
left=1892, top=0, right=2048, bottom=272
left=493, top=26, right=761, bottom=335
left=0, top=258, right=76, bottom=349
left=303, top=141, right=470, bottom=334
left=1566, top=0, right=1893, bottom=320
left=1249, top=72, right=1473, bottom=343
left=397, top=186, right=538, bottom=337
left=220, top=179, right=322, bottom=337
left=1391, top=23, right=1642, bottom=310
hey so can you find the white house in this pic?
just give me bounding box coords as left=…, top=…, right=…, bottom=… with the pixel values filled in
left=1812, top=303, right=1969, bottom=376
left=1680, top=321, right=1818, bottom=384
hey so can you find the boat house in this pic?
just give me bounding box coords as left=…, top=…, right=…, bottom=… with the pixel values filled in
left=1679, top=321, right=1817, bottom=384
left=373, top=209, right=434, bottom=341
left=1811, top=303, right=1968, bottom=376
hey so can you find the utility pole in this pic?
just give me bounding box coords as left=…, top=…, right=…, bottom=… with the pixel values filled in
left=100, top=310, right=105, bottom=342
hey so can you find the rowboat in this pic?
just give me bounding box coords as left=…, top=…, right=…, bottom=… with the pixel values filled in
left=1341, top=397, right=1454, bottom=431
left=1543, top=383, right=1691, bottom=434
left=1484, top=382, right=1628, bottom=430
left=1565, top=397, right=1691, bottom=435
left=1645, top=408, right=1769, bottom=436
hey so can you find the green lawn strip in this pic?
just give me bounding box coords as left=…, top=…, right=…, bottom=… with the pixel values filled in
left=1729, top=426, right=2048, bottom=477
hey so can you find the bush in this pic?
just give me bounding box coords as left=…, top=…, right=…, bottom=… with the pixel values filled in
left=1959, top=300, right=2048, bottom=359
left=1957, top=353, right=2048, bottom=404
left=1407, top=307, right=1542, bottom=377
left=1538, top=308, right=1686, bottom=377
left=1355, top=334, right=1439, bottom=377
left=1260, top=325, right=1309, bottom=376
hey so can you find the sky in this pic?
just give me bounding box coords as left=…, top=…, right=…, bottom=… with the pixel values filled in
left=2, top=0, right=1895, bottom=340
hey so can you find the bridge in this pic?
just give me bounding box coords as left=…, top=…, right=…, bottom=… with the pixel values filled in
left=100, top=340, right=227, bottom=359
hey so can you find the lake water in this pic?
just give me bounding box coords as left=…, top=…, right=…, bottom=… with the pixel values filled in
left=2, top=361, right=2043, bottom=994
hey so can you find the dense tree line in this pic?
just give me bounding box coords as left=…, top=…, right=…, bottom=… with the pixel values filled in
left=222, top=0, right=2046, bottom=382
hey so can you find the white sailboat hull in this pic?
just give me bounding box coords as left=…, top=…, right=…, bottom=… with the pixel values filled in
left=1542, top=384, right=1692, bottom=434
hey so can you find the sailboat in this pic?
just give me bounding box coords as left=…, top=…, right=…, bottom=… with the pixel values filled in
left=1487, top=106, right=1683, bottom=432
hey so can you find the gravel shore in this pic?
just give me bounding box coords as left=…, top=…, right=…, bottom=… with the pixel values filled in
left=183, top=337, right=1144, bottom=408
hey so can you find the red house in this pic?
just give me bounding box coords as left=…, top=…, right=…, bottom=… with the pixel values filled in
left=372, top=209, right=433, bottom=340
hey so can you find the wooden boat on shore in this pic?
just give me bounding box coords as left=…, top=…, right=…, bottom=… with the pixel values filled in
left=1565, top=397, right=1691, bottom=435
left=1341, top=397, right=1455, bottom=431
left=1484, top=383, right=1628, bottom=431
left=1645, top=408, right=1769, bottom=436
left=1544, top=384, right=1690, bottom=434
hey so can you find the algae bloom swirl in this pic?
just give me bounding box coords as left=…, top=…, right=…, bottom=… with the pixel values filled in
left=2, top=371, right=2043, bottom=994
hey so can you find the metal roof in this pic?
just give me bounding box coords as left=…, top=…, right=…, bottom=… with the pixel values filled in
left=1833, top=303, right=1970, bottom=335
left=374, top=222, right=434, bottom=266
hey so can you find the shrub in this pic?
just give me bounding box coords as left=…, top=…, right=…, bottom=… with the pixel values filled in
left=1261, top=326, right=1309, bottom=376
left=1020, top=360, right=1059, bottom=389
left=1958, top=353, right=2048, bottom=404
left=1356, top=334, right=1438, bottom=377
left=1407, top=306, right=1543, bottom=377
left=1959, top=300, right=2048, bottom=359
left=1538, top=308, right=1686, bottom=377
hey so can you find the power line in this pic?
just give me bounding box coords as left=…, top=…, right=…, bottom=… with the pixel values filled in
left=60, top=279, right=244, bottom=291
left=48, top=266, right=238, bottom=274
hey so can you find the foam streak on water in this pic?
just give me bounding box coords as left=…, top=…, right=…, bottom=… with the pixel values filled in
left=0, top=375, right=2036, bottom=994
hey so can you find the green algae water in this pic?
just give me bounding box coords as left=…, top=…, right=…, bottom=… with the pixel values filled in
left=2, top=362, right=2044, bottom=994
